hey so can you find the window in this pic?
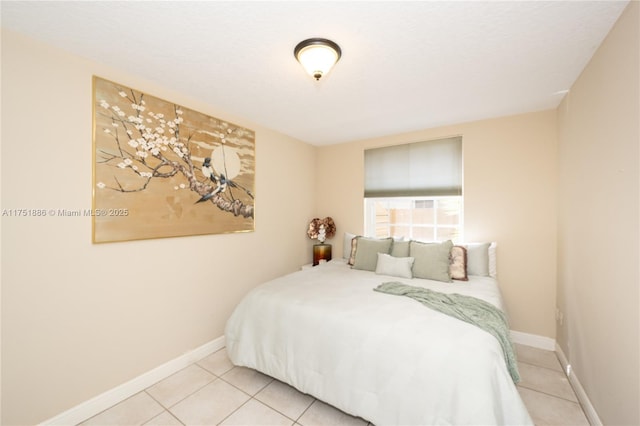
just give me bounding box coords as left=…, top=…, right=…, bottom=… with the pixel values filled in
left=364, top=137, right=463, bottom=242
left=364, top=196, right=463, bottom=241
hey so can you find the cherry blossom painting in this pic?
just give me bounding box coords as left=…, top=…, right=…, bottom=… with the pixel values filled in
left=92, top=76, right=255, bottom=243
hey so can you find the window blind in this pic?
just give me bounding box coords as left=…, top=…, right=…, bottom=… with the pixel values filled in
left=364, top=136, right=462, bottom=198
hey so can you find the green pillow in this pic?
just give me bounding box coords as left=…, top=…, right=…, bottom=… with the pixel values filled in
left=390, top=240, right=410, bottom=258
left=352, top=237, right=393, bottom=272
left=410, top=240, right=453, bottom=282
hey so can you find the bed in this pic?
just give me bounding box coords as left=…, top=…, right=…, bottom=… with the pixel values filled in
left=225, top=238, right=533, bottom=425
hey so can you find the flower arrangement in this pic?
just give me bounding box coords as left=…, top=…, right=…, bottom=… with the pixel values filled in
left=307, top=217, right=336, bottom=244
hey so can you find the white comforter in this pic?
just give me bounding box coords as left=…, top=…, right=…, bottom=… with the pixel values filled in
left=225, top=260, right=532, bottom=425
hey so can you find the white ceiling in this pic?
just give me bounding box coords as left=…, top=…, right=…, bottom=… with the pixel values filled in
left=1, top=1, right=629, bottom=145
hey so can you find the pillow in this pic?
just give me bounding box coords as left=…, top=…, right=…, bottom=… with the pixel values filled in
left=347, top=236, right=358, bottom=265
left=375, top=253, right=414, bottom=279
left=463, top=242, right=491, bottom=276
left=390, top=240, right=410, bottom=258
left=449, top=245, right=468, bottom=281
left=343, top=232, right=356, bottom=260
left=488, top=242, right=497, bottom=278
left=410, top=240, right=453, bottom=282
left=351, top=237, right=393, bottom=272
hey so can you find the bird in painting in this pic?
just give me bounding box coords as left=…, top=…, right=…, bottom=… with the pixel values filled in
left=201, top=157, right=218, bottom=184
left=195, top=173, right=230, bottom=204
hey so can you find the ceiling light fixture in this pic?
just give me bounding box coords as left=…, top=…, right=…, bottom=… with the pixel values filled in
left=294, top=38, right=342, bottom=81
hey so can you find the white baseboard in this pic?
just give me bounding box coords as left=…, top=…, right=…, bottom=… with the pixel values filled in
left=41, top=336, right=225, bottom=426
left=510, top=330, right=556, bottom=351
left=555, top=344, right=602, bottom=426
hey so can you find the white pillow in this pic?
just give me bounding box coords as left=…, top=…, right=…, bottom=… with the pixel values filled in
left=461, top=242, right=497, bottom=277
left=488, top=242, right=497, bottom=278
left=375, top=253, right=414, bottom=279
left=343, top=232, right=356, bottom=259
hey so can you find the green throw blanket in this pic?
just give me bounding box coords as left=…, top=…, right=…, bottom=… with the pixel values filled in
left=374, top=281, right=520, bottom=383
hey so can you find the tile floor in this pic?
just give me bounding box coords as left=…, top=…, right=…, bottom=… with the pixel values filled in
left=80, top=344, right=589, bottom=426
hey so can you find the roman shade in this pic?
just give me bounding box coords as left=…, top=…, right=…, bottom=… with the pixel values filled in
left=364, top=136, right=462, bottom=198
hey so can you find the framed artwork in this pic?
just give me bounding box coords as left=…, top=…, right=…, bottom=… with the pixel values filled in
left=92, top=76, right=255, bottom=243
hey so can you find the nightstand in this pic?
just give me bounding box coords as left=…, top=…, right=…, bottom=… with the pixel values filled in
left=313, top=243, right=332, bottom=266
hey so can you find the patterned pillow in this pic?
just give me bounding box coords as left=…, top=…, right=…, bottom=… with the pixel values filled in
left=348, top=236, right=359, bottom=265
left=450, top=245, right=468, bottom=281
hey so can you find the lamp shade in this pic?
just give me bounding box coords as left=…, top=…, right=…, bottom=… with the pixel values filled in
left=294, top=38, right=341, bottom=81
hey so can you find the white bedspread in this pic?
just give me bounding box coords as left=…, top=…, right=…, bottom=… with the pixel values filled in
left=225, top=260, right=533, bottom=425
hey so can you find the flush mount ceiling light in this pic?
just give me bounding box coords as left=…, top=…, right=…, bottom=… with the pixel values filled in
left=294, top=38, right=342, bottom=81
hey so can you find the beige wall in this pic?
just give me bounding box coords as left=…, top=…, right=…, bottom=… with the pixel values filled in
left=317, top=110, right=558, bottom=338
left=556, top=2, right=639, bottom=425
left=1, top=30, right=317, bottom=425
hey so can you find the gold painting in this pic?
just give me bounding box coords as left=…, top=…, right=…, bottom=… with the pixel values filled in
left=92, top=76, right=255, bottom=243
